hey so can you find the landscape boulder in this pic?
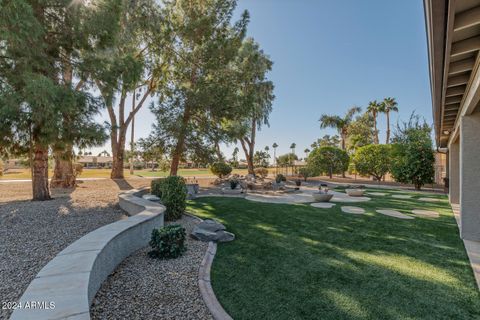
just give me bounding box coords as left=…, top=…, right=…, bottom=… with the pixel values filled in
left=191, top=219, right=235, bottom=242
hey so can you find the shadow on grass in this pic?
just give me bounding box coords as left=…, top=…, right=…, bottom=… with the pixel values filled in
left=187, top=191, right=480, bottom=320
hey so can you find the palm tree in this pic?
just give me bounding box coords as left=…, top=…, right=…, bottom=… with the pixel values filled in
left=319, top=106, right=361, bottom=150
left=290, top=143, right=296, bottom=156
left=382, top=97, right=398, bottom=144
left=272, top=142, right=278, bottom=172
left=367, top=100, right=381, bottom=144
left=304, top=148, right=310, bottom=159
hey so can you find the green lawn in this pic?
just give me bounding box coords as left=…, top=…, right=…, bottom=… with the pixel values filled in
left=187, top=188, right=480, bottom=320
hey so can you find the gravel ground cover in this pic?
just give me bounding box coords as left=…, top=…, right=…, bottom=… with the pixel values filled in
left=0, top=179, right=149, bottom=319
left=90, top=215, right=212, bottom=320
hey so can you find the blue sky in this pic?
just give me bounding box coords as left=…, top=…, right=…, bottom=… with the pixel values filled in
left=92, top=0, right=432, bottom=159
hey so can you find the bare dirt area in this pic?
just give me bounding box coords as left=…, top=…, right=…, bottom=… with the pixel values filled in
left=0, top=178, right=149, bottom=319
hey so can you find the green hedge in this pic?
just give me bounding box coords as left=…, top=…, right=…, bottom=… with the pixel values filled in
left=148, top=224, right=186, bottom=259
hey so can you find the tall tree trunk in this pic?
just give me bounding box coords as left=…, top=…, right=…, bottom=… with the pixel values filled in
left=386, top=111, right=390, bottom=144
left=129, top=89, right=135, bottom=175
left=32, top=143, right=51, bottom=201
left=239, top=139, right=254, bottom=175
left=239, top=119, right=256, bottom=175
left=51, top=146, right=76, bottom=188
left=111, top=129, right=126, bottom=179
left=373, top=113, right=379, bottom=144
left=170, top=106, right=191, bottom=176
left=341, top=133, right=346, bottom=150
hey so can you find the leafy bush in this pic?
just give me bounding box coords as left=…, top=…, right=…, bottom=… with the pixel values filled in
left=210, top=162, right=232, bottom=178
left=307, top=146, right=349, bottom=179
left=275, top=173, right=286, bottom=183
left=390, top=121, right=435, bottom=190
left=298, top=167, right=312, bottom=181
left=151, top=178, right=166, bottom=198
left=0, top=159, right=3, bottom=176
left=151, top=177, right=186, bottom=220
left=159, top=176, right=187, bottom=220
left=148, top=224, right=186, bottom=259
left=353, top=144, right=391, bottom=181
left=254, top=167, right=268, bottom=179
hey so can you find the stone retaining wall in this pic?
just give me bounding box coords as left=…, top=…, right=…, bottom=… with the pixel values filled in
left=10, top=188, right=165, bottom=320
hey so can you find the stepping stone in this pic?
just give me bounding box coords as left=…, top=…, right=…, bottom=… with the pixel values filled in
left=412, top=209, right=440, bottom=218
left=310, top=202, right=336, bottom=209
left=341, top=206, right=365, bottom=214
left=331, top=196, right=371, bottom=203
left=367, top=192, right=387, bottom=196
left=391, top=194, right=412, bottom=199
left=418, top=197, right=443, bottom=203
left=376, top=209, right=413, bottom=220
left=142, top=194, right=161, bottom=201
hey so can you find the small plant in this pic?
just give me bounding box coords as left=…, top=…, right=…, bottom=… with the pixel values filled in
left=159, top=176, right=187, bottom=220
left=229, top=178, right=239, bottom=189
left=149, top=224, right=186, bottom=259
left=295, top=179, right=301, bottom=186
left=254, top=167, right=268, bottom=179
left=275, top=173, right=286, bottom=183
left=210, top=162, right=232, bottom=179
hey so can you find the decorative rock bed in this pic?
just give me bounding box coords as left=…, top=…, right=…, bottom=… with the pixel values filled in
left=10, top=188, right=165, bottom=320
left=90, top=215, right=213, bottom=320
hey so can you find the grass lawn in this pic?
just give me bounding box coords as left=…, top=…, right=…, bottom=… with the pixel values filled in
left=0, top=168, right=255, bottom=179
left=188, top=188, right=480, bottom=319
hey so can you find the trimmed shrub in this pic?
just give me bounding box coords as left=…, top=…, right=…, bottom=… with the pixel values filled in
left=353, top=144, right=391, bottom=181
left=210, top=162, right=232, bottom=178
left=148, top=224, right=186, bottom=259
left=151, top=178, right=166, bottom=198
left=254, top=167, right=268, bottom=179
left=275, top=173, right=286, bottom=183
left=159, top=176, right=187, bottom=221
left=307, top=146, right=349, bottom=179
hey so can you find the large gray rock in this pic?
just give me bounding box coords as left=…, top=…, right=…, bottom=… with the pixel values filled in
left=198, top=219, right=226, bottom=232
left=191, top=219, right=234, bottom=242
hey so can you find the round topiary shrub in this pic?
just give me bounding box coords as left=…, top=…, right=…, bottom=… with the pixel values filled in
left=210, top=162, right=232, bottom=179
left=159, top=176, right=187, bottom=221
